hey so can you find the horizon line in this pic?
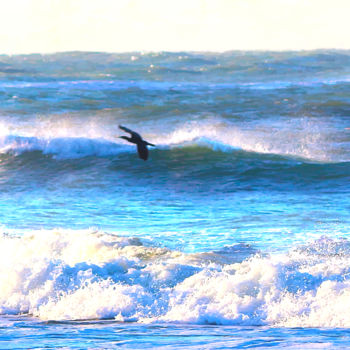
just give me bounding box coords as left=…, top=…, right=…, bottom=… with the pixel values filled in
left=1, top=48, right=350, bottom=57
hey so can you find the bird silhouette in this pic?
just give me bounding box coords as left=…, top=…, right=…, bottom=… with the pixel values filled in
left=119, top=125, right=155, bottom=161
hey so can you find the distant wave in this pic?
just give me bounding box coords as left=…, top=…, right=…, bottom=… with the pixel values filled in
left=1, top=228, right=350, bottom=327
left=1, top=50, right=350, bottom=91
left=1, top=77, right=350, bottom=91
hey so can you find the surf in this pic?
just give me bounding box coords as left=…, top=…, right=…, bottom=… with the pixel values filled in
left=0, top=117, right=348, bottom=163
left=1, top=228, right=350, bottom=327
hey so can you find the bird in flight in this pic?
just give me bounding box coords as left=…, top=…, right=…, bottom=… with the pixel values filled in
left=119, top=125, right=155, bottom=161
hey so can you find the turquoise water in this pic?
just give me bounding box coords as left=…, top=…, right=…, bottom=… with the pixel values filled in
left=3, top=317, right=350, bottom=349
left=0, top=50, right=350, bottom=348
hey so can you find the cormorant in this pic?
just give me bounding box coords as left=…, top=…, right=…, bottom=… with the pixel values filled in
left=119, top=125, right=155, bottom=161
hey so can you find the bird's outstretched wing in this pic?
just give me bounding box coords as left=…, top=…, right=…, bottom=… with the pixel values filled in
left=119, top=125, right=155, bottom=160
left=119, top=125, right=142, bottom=140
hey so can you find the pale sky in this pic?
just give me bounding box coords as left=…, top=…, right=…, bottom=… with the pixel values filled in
left=0, top=0, right=349, bottom=54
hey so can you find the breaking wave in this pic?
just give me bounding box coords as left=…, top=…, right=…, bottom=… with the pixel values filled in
left=0, top=117, right=347, bottom=162
left=1, top=229, right=350, bottom=327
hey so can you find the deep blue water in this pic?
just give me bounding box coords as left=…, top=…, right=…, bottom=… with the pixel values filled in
left=0, top=50, right=350, bottom=348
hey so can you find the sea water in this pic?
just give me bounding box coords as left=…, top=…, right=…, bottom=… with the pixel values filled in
left=0, top=50, right=350, bottom=348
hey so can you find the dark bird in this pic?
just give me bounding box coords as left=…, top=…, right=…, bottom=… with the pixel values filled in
left=119, top=125, right=155, bottom=161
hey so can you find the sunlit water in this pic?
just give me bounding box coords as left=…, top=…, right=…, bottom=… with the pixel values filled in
left=0, top=50, right=350, bottom=348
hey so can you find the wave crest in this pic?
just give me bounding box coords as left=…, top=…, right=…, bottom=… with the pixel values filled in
left=0, top=135, right=126, bottom=159
left=0, top=115, right=347, bottom=163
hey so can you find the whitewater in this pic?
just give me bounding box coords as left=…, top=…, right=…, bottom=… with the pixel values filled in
left=0, top=50, right=350, bottom=348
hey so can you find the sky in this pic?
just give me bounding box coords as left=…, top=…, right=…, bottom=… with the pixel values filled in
left=0, top=0, right=349, bottom=54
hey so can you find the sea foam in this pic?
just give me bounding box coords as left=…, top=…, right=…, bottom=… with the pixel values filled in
left=152, top=117, right=344, bottom=162
left=0, top=115, right=346, bottom=162
left=1, top=229, right=350, bottom=326
left=0, top=135, right=127, bottom=159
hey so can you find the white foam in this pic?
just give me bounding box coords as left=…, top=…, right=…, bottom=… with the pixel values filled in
left=0, top=135, right=128, bottom=159
left=0, top=114, right=347, bottom=162
left=153, top=117, right=344, bottom=162
left=1, top=229, right=350, bottom=326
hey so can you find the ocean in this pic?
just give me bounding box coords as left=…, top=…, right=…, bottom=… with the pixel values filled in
left=0, top=50, right=350, bottom=349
